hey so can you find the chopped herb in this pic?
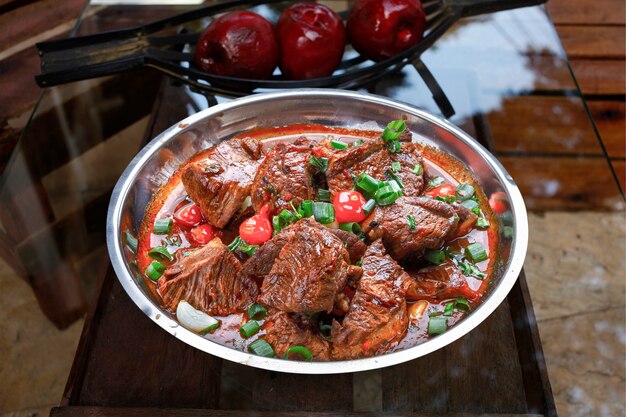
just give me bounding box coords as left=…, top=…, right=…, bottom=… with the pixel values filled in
left=355, top=257, right=363, bottom=267
left=331, top=139, right=348, bottom=150
left=153, top=218, right=172, bottom=235
left=472, top=207, right=481, bottom=215
left=424, top=248, right=445, bottom=264
left=124, top=231, right=138, bottom=253
left=455, top=183, right=475, bottom=201
left=459, top=261, right=486, bottom=279
left=391, top=161, right=401, bottom=172
left=240, top=320, right=261, bottom=338
left=476, top=217, right=490, bottom=228
left=445, top=248, right=463, bottom=263
left=429, top=176, right=445, bottom=188
left=317, top=189, right=331, bottom=202
left=385, top=169, right=404, bottom=189
left=148, top=246, right=173, bottom=262
left=308, top=155, right=329, bottom=173
left=247, top=303, right=268, bottom=320
left=461, top=199, right=478, bottom=211
left=300, top=200, right=314, bottom=218
left=339, top=222, right=362, bottom=235
left=413, top=164, right=423, bottom=175
left=227, top=236, right=259, bottom=256
left=283, top=345, right=314, bottom=362
left=444, top=298, right=471, bottom=316
left=362, top=199, right=376, bottom=215
left=248, top=339, right=275, bottom=357
left=387, top=139, right=401, bottom=153
left=428, top=316, right=448, bottom=335
left=374, top=183, right=401, bottom=206
left=312, top=202, right=335, bottom=224
left=435, top=195, right=456, bottom=204
left=356, top=173, right=382, bottom=195
left=164, top=235, right=182, bottom=247
left=407, top=214, right=416, bottom=230
left=465, top=242, right=488, bottom=263
left=443, top=302, right=455, bottom=316
left=352, top=139, right=363, bottom=147
left=146, top=261, right=166, bottom=281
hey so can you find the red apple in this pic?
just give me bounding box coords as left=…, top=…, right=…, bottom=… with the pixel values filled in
left=195, top=11, right=279, bottom=79
left=278, top=2, right=346, bottom=80
left=347, top=0, right=426, bottom=62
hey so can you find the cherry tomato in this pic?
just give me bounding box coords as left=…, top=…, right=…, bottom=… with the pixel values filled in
left=190, top=224, right=218, bottom=245
left=333, top=190, right=367, bottom=223
left=174, top=203, right=203, bottom=227
left=425, top=183, right=456, bottom=199
left=239, top=205, right=273, bottom=245
left=489, top=192, right=509, bottom=214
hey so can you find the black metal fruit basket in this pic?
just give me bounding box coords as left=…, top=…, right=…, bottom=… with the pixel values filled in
left=35, top=0, right=546, bottom=118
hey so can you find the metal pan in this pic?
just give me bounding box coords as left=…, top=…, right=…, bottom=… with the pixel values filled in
left=106, top=89, right=527, bottom=374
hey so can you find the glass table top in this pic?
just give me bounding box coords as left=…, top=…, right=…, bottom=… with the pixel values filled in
left=0, top=0, right=622, bottom=353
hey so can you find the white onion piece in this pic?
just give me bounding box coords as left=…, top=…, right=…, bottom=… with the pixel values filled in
left=176, top=300, right=220, bottom=333
left=240, top=196, right=252, bottom=212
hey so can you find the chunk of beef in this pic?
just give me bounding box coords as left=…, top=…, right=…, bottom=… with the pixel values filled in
left=158, top=238, right=258, bottom=316
left=406, top=260, right=477, bottom=301
left=449, top=203, right=478, bottom=239
left=331, top=240, right=410, bottom=359
left=326, top=138, right=389, bottom=194
left=363, top=197, right=457, bottom=261
left=263, top=310, right=331, bottom=360
left=329, top=228, right=367, bottom=264
left=390, top=142, right=425, bottom=198
left=239, top=226, right=297, bottom=280
left=258, top=218, right=354, bottom=314
left=251, top=137, right=315, bottom=213
left=182, top=137, right=263, bottom=228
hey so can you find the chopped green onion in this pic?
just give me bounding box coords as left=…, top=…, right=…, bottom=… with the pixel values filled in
left=352, top=139, right=363, bottom=147
left=424, top=249, right=445, bottom=265
left=387, top=179, right=403, bottom=195
left=331, top=139, right=348, bottom=150
left=240, top=320, right=261, bottom=338
left=283, top=345, right=313, bottom=362
left=248, top=339, right=275, bottom=357
left=339, top=222, right=362, bottom=235
left=459, top=261, right=486, bottom=280
left=461, top=199, right=479, bottom=211
left=387, top=140, right=401, bottom=153
left=428, top=316, right=448, bottom=335
left=227, top=237, right=259, bottom=256
left=391, top=161, right=401, bottom=172
left=455, top=183, right=475, bottom=201
left=149, top=246, right=173, bottom=262
left=443, top=302, right=455, bottom=316
left=313, top=202, right=335, bottom=224
left=317, top=189, right=331, bottom=202
left=435, top=195, right=456, bottom=204
left=124, top=231, right=138, bottom=253
left=476, top=217, right=490, bottom=228
left=356, top=173, right=382, bottom=194
left=182, top=251, right=194, bottom=257
left=385, top=170, right=404, bottom=189
left=308, top=155, right=329, bottom=173
left=272, top=209, right=298, bottom=233
left=445, top=247, right=463, bottom=262
left=472, top=207, right=481, bottom=215
left=361, top=199, right=376, bottom=215
left=227, top=236, right=244, bottom=251
left=465, top=242, right=488, bottom=263
left=176, top=300, right=220, bottom=334
left=381, top=120, right=406, bottom=141
left=429, top=177, right=445, bottom=188
left=412, top=164, right=423, bottom=175
left=248, top=303, right=268, bottom=320
left=503, top=226, right=514, bottom=238
left=154, top=218, right=172, bottom=235
left=164, top=235, right=182, bottom=247
left=300, top=200, right=313, bottom=217
left=319, top=322, right=332, bottom=338
left=146, top=261, right=166, bottom=281
left=374, top=184, right=400, bottom=206
left=407, top=214, right=416, bottom=230
left=454, top=298, right=471, bottom=312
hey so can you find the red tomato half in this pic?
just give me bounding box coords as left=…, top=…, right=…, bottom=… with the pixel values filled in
left=489, top=191, right=509, bottom=214
left=333, top=190, right=367, bottom=223
left=190, top=224, right=218, bottom=245
left=174, top=203, right=203, bottom=227
left=239, top=205, right=273, bottom=245
left=425, top=184, right=455, bottom=199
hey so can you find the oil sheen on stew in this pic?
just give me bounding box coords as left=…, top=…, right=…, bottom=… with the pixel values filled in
left=132, top=122, right=500, bottom=362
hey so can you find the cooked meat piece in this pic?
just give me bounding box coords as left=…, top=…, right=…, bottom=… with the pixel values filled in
left=406, top=260, right=477, bottom=301
left=251, top=137, right=315, bottom=213
left=331, top=240, right=410, bottom=360
left=258, top=218, right=354, bottom=314
left=239, top=226, right=297, bottom=280
left=329, top=228, right=367, bottom=264
left=182, top=137, right=263, bottom=228
left=363, top=197, right=457, bottom=261
left=390, top=142, right=425, bottom=198
left=449, top=203, right=478, bottom=239
left=326, top=138, right=389, bottom=194
left=263, top=310, right=331, bottom=361
left=158, top=238, right=258, bottom=316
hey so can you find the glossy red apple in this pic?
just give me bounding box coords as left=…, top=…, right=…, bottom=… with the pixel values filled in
left=277, top=2, right=346, bottom=80
left=195, top=11, right=279, bottom=79
left=347, top=0, right=426, bottom=62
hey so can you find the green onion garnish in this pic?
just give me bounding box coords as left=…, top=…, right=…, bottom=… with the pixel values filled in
left=300, top=200, right=313, bottom=217
left=413, top=164, right=423, bottom=175
left=247, top=303, right=268, bottom=320
left=339, top=222, right=362, bottom=235
left=454, top=298, right=471, bottom=312
left=352, top=139, right=363, bottom=147
left=362, top=199, right=376, bottom=215
left=476, top=217, right=489, bottom=228
left=148, top=246, right=173, bottom=262
left=313, top=202, right=335, bottom=224
left=164, top=235, right=182, bottom=247
left=375, top=184, right=400, bottom=206
left=424, top=249, right=445, bottom=265
left=273, top=210, right=298, bottom=233
left=407, top=214, right=416, bottom=230
left=227, top=236, right=259, bottom=255
left=355, top=258, right=363, bottom=266
left=503, top=226, right=514, bottom=238
left=283, top=345, right=313, bottom=362
left=356, top=173, right=382, bottom=194
left=385, top=169, right=404, bottom=189
left=435, top=195, right=456, bottom=204
left=382, top=120, right=406, bottom=141
left=428, top=316, right=448, bottom=335
left=248, top=339, right=275, bottom=357
left=146, top=261, right=166, bottom=281
left=387, top=179, right=402, bottom=195
left=317, top=189, right=331, bottom=202
left=387, top=140, right=401, bottom=153
left=240, top=320, right=261, bottom=338
left=461, top=199, right=479, bottom=211
left=459, top=261, right=486, bottom=279
left=391, top=161, right=401, bottom=172
left=308, top=155, right=329, bottom=173
left=331, top=139, right=348, bottom=150
left=124, top=231, right=138, bottom=253
left=227, top=236, right=244, bottom=251
left=429, top=177, right=445, bottom=188
left=455, top=183, right=475, bottom=201
left=153, top=218, right=172, bottom=235
left=465, top=242, right=488, bottom=263
left=443, top=302, right=455, bottom=316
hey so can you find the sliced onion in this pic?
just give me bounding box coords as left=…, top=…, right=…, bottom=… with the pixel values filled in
left=240, top=196, right=252, bottom=212
left=176, top=300, right=220, bottom=334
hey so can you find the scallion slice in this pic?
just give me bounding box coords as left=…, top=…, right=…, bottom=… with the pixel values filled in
left=465, top=242, right=488, bottom=263
left=374, top=184, right=400, bottom=206
left=308, top=155, right=329, bottom=173
left=227, top=236, right=244, bottom=251
left=387, top=179, right=403, bottom=195
left=381, top=120, right=406, bottom=141
left=148, top=246, right=173, bottom=262
left=146, top=261, right=166, bottom=281
left=273, top=210, right=298, bottom=233
left=428, top=316, right=448, bottom=335
left=240, top=320, right=261, bottom=338
left=407, top=214, right=416, bottom=230
left=283, top=345, right=313, bottom=362
left=362, top=199, right=376, bottom=215
left=455, top=183, right=475, bottom=201
left=356, top=173, right=381, bottom=194
left=313, top=202, right=335, bottom=224
left=339, top=222, right=362, bottom=235
left=387, top=140, right=401, bottom=153
left=124, top=231, right=138, bottom=253
left=459, top=261, right=486, bottom=280
left=247, top=303, right=268, bottom=320
left=391, top=161, right=401, bottom=172
left=317, top=189, right=331, bottom=202
left=385, top=169, right=404, bottom=189
left=352, top=139, right=363, bottom=147
left=413, top=164, right=423, bottom=175
left=300, top=200, right=313, bottom=217
left=176, top=300, right=220, bottom=334
left=461, top=199, right=479, bottom=211
left=248, top=339, right=275, bottom=357
left=454, top=298, right=471, bottom=312
left=476, top=217, right=490, bottom=228
left=424, top=249, right=445, bottom=265
left=443, top=302, right=455, bottom=316
left=428, top=176, right=445, bottom=188
left=154, top=218, right=172, bottom=235
left=331, top=139, right=348, bottom=150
